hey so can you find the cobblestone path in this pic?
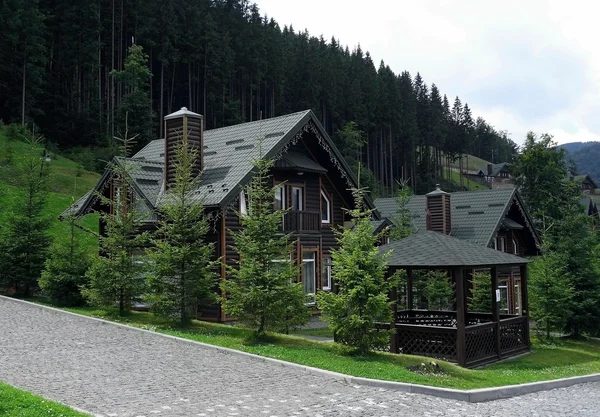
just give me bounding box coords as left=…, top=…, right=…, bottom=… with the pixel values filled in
left=0, top=298, right=597, bottom=417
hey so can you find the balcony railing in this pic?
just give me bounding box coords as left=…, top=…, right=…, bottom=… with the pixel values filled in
left=282, top=210, right=321, bottom=233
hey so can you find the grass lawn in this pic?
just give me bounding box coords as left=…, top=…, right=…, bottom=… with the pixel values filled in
left=0, top=381, right=90, bottom=417
left=0, top=126, right=100, bottom=255
left=35, top=301, right=600, bottom=390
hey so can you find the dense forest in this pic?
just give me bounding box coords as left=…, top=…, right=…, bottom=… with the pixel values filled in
left=1, top=0, right=518, bottom=195
left=560, top=142, right=600, bottom=181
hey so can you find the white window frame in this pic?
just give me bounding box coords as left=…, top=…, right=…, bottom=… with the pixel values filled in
left=239, top=190, right=247, bottom=216
left=291, top=186, right=304, bottom=211
left=302, top=252, right=316, bottom=305
left=322, top=258, right=332, bottom=291
left=321, top=189, right=331, bottom=224
left=513, top=238, right=518, bottom=255
left=274, top=185, right=286, bottom=211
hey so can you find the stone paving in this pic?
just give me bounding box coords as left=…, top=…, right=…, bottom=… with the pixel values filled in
left=0, top=298, right=598, bottom=417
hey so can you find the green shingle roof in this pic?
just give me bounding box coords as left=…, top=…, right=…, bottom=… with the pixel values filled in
left=63, top=109, right=372, bottom=218
left=381, top=230, right=530, bottom=268
left=375, top=188, right=518, bottom=246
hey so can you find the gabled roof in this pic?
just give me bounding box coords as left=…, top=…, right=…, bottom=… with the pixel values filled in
left=381, top=230, right=530, bottom=268
left=375, top=188, right=538, bottom=247
left=488, top=162, right=509, bottom=177
left=63, top=109, right=372, bottom=217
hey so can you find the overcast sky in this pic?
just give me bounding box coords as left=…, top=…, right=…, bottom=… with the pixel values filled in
left=255, top=0, right=599, bottom=146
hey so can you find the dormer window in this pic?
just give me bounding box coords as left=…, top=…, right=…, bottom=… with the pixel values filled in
left=321, top=190, right=331, bottom=224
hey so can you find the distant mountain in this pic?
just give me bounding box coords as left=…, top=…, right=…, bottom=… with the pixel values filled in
left=559, top=142, right=600, bottom=181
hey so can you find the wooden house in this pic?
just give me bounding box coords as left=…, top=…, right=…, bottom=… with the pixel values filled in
left=375, top=187, right=540, bottom=315
left=63, top=108, right=377, bottom=321
left=464, top=162, right=513, bottom=189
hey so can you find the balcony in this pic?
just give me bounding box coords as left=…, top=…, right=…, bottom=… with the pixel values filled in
left=282, top=210, right=321, bottom=233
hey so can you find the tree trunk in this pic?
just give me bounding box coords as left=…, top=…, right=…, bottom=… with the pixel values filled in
left=21, top=53, right=26, bottom=126
left=159, top=62, right=164, bottom=137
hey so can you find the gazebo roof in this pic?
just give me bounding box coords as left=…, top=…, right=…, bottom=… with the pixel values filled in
left=381, top=230, right=530, bottom=268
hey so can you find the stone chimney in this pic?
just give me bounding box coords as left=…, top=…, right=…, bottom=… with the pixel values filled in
left=164, top=107, right=203, bottom=189
left=426, top=185, right=451, bottom=235
left=487, top=163, right=493, bottom=176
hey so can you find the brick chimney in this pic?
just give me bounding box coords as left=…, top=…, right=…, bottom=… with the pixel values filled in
left=164, top=107, right=203, bottom=189
left=426, top=185, right=451, bottom=235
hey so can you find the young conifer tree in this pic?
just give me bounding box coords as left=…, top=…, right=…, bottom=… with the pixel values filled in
left=83, top=120, right=147, bottom=315
left=39, top=210, right=92, bottom=306
left=0, top=135, right=51, bottom=297
left=423, top=270, right=454, bottom=311
left=467, top=270, right=493, bottom=312
left=390, top=179, right=413, bottom=240
left=317, top=187, right=394, bottom=355
left=221, top=151, right=309, bottom=338
left=145, top=137, right=219, bottom=326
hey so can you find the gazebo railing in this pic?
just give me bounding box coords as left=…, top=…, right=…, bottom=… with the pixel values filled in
left=396, top=323, right=457, bottom=362
left=387, top=312, right=529, bottom=368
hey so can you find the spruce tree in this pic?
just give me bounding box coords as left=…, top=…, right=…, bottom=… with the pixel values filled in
left=317, top=187, right=394, bottom=354
left=468, top=270, right=492, bottom=313
left=390, top=179, right=413, bottom=240
left=83, top=125, right=147, bottom=315
left=146, top=138, right=219, bottom=326
left=529, top=247, right=572, bottom=342
left=0, top=136, right=51, bottom=297
left=423, top=270, right=454, bottom=311
left=221, top=153, right=309, bottom=338
left=39, top=212, right=92, bottom=306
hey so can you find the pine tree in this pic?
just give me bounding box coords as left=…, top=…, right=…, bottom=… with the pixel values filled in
left=468, top=270, right=492, bottom=312
left=389, top=179, right=413, bottom=240
left=39, top=211, right=92, bottom=306
left=221, top=150, right=309, bottom=338
left=423, top=270, right=454, bottom=311
left=83, top=124, right=148, bottom=315
left=111, top=44, right=152, bottom=150
left=0, top=135, right=51, bottom=297
left=145, top=137, right=219, bottom=326
left=529, top=247, right=572, bottom=342
left=317, top=187, right=394, bottom=354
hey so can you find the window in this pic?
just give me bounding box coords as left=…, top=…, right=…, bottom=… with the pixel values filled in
left=322, top=258, right=332, bottom=291
left=513, top=238, right=518, bottom=255
left=291, top=186, right=304, bottom=211
left=239, top=190, right=247, bottom=216
left=321, top=190, right=331, bottom=224
left=274, top=185, right=286, bottom=211
left=302, top=252, right=316, bottom=304
left=496, top=236, right=506, bottom=252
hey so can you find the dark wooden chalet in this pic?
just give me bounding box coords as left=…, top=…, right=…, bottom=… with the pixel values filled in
left=375, top=187, right=540, bottom=316
left=63, top=108, right=376, bottom=321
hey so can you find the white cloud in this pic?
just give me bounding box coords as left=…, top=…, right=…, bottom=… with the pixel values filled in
left=255, top=0, right=600, bottom=145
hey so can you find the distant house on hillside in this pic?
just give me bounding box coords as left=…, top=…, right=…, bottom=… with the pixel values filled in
left=567, top=171, right=597, bottom=195
left=463, top=162, right=513, bottom=189
left=375, top=187, right=540, bottom=315
left=63, top=107, right=380, bottom=321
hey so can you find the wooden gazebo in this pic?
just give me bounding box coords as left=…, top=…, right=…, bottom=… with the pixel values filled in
left=380, top=230, right=531, bottom=368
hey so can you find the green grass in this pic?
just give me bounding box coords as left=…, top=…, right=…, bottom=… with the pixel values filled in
left=0, top=381, right=90, bottom=417
left=35, top=301, right=600, bottom=390
left=447, top=169, right=488, bottom=191
left=0, top=126, right=99, bottom=254
left=292, top=326, right=335, bottom=338
left=445, top=153, right=492, bottom=171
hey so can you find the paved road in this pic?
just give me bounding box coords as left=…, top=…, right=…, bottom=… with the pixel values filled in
left=0, top=298, right=598, bottom=417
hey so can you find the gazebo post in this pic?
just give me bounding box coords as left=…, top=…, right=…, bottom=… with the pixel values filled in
left=407, top=268, right=414, bottom=311
left=520, top=264, right=530, bottom=347
left=455, top=267, right=467, bottom=366
left=491, top=266, right=501, bottom=358
left=390, top=268, right=399, bottom=354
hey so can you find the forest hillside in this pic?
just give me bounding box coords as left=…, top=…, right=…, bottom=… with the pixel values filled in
left=560, top=142, right=600, bottom=182
left=1, top=0, right=517, bottom=196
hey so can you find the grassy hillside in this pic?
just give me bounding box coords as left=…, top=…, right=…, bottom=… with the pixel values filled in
left=0, top=125, right=100, bottom=254
left=444, top=153, right=491, bottom=171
